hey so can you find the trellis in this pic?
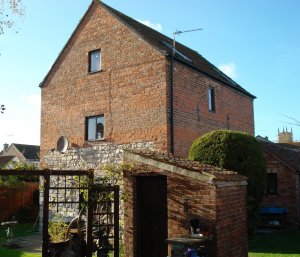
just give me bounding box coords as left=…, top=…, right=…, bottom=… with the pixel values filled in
left=0, top=169, right=120, bottom=257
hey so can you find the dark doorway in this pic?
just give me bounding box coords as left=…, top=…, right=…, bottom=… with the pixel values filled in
left=136, top=176, right=168, bottom=257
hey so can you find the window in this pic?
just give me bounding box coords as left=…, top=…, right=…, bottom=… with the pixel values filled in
left=86, top=115, right=104, bottom=141
left=208, top=87, right=215, bottom=112
left=89, top=49, right=101, bottom=73
left=266, top=173, right=278, bottom=195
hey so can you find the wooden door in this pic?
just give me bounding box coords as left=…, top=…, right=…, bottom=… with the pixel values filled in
left=136, top=176, right=168, bottom=257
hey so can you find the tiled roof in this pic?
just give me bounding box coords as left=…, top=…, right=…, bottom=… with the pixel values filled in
left=125, top=150, right=247, bottom=182
left=13, top=144, right=40, bottom=160
left=40, top=1, right=255, bottom=99
left=99, top=1, right=255, bottom=99
left=257, top=136, right=300, bottom=172
left=0, top=156, right=16, bottom=168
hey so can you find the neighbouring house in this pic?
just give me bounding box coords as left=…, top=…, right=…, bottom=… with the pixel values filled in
left=0, top=155, right=20, bottom=169
left=123, top=150, right=248, bottom=257
left=40, top=0, right=255, bottom=169
left=257, top=136, right=300, bottom=226
left=0, top=143, right=40, bottom=167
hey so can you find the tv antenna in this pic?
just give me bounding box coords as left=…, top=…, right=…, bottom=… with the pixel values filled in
left=172, top=28, right=202, bottom=56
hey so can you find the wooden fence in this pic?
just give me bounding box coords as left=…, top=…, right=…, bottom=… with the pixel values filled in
left=0, top=182, right=39, bottom=222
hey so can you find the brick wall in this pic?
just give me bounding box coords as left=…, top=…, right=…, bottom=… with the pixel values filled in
left=262, top=151, right=299, bottom=223
left=41, top=3, right=169, bottom=164
left=215, top=185, right=248, bottom=257
left=123, top=161, right=248, bottom=257
left=41, top=2, right=255, bottom=166
left=170, top=61, right=254, bottom=157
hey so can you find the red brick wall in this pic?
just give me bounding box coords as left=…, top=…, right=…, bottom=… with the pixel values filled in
left=41, top=3, right=169, bottom=161
left=123, top=167, right=248, bottom=257
left=41, top=2, right=255, bottom=164
left=170, top=62, right=254, bottom=157
left=0, top=182, right=38, bottom=222
left=262, top=151, right=299, bottom=223
left=216, top=185, right=248, bottom=257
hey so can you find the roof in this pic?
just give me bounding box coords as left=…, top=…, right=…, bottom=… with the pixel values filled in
left=12, top=144, right=40, bottom=160
left=0, top=156, right=17, bottom=168
left=40, top=1, right=255, bottom=99
left=124, top=150, right=247, bottom=184
left=256, top=136, right=300, bottom=172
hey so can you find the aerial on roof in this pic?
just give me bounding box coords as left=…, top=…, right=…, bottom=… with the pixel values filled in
left=257, top=136, right=300, bottom=172
left=39, top=0, right=255, bottom=99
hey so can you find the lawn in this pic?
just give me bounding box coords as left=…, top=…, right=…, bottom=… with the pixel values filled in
left=249, top=227, right=300, bottom=257
left=0, top=223, right=41, bottom=257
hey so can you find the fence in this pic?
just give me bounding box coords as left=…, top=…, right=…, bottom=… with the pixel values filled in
left=0, top=182, right=39, bottom=222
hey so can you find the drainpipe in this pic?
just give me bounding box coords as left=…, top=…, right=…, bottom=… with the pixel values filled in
left=168, top=54, right=174, bottom=155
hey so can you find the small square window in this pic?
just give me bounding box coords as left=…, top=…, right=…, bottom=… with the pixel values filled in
left=89, top=50, right=101, bottom=73
left=266, top=173, right=278, bottom=195
left=208, top=87, right=215, bottom=112
left=86, top=115, right=104, bottom=141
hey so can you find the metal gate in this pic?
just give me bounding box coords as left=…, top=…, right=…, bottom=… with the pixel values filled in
left=0, top=169, right=120, bottom=257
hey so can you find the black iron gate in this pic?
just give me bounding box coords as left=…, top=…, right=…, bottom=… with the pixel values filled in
left=0, top=169, right=120, bottom=257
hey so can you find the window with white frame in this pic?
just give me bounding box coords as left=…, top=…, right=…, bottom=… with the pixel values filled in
left=88, top=49, right=101, bottom=73
left=86, top=115, right=104, bottom=141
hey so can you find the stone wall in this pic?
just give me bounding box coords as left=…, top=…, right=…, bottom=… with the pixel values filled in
left=43, top=141, right=155, bottom=170
left=39, top=141, right=155, bottom=229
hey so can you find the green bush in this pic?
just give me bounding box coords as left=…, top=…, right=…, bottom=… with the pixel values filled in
left=0, top=161, right=38, bottom=186
left=189, top=130, right=267, bottom=234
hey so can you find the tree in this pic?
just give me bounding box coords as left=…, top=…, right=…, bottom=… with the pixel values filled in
left=0, top=0, right=24, bottom=35
left=0, top=161, right=38, bottom=186
left=1, top=104, right=5, bottom=113
left=189, top=130, right=267, bottom=235
left=279, top=114, right=300, bottom=127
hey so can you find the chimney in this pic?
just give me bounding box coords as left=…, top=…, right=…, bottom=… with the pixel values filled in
left=3, top=143, right=9, bottom=152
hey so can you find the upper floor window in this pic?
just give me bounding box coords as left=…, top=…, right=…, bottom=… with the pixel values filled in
left=266, top=173, right=278, bottom=195
left=89, top=49, right=101, bottom=73
left=86, top=115, right=104, bottom=141
left=208, top=87, right=215, bottom=112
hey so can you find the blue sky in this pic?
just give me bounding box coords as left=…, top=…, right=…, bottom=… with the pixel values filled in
left=0, top=0, right=299, bottom=148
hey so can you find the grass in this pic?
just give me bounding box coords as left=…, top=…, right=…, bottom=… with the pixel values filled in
left=249, top=227, right=300, bottom=257
left=0, top=223, right=41, bottom=257
left=0, top=223, right=37, bottom=239
left=0, top=247, right=41, bottom=257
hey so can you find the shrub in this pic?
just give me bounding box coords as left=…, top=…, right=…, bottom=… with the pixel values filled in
left=189, top=130, right=267, bottom=234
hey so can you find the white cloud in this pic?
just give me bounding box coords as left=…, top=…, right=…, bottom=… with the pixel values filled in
left=218, top=62, right=237, bottom=79
left=138, top=19, right=163, bottom=32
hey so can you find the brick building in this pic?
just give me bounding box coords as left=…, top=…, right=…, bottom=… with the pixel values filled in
left=40, top=0, right=255, bottom=169
left=257, top=136, right=300, bottom=225
left=123, top=150, right=248, bottom=257
left=39, top=2, right=254, bottom=256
